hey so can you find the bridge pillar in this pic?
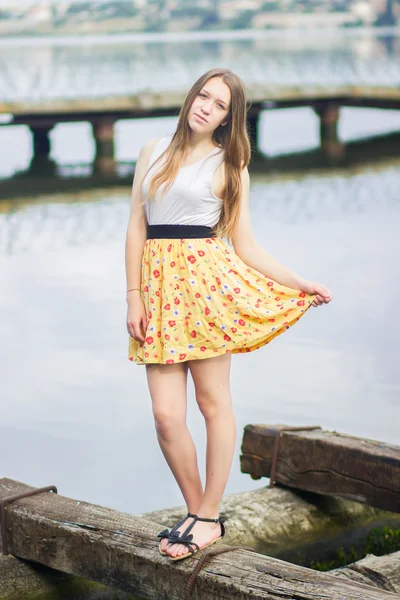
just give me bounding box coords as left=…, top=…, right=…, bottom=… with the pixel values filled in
left=30, top=124, right=53, bottom=158
left=92, top=119, right=116, bottom=176
left=315, top=103, right=345, bottom=162
left=247, top=110, right=260, bottom=153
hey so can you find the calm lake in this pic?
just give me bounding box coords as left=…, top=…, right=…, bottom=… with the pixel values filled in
left=1, top=31, right=400, bottom=517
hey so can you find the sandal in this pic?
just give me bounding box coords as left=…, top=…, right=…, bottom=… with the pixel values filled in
left=167, top=514, right=226, bottom=562
left=157, top=512, right=197, bottom=555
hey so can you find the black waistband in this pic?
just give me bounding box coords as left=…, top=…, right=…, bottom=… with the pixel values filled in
left=147, top=224, right=216, bottom=239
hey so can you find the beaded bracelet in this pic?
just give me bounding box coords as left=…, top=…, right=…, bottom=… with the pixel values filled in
left=127, top=288, right=141, bottom=293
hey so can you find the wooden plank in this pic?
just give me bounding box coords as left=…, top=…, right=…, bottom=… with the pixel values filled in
left=332, top=551, right=400, bottom=594
left=240, top=425, right=400, bottom=513
left=1, top=548, right=398, bottom=600
left=0, top=478, right=398, bottom=600
left=0, top=554, right=136, bottom=600
left=1, top=85, right=400, bottom=116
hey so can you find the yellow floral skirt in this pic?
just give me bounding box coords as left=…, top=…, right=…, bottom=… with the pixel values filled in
left=128, top=235, right=315, bottom=365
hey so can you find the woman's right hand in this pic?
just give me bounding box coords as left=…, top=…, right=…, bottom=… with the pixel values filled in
left=126, top=292, right=148, bottom=344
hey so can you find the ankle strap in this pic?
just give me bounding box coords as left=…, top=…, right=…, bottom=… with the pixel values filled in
left=196, top=515, right=226, bottom=524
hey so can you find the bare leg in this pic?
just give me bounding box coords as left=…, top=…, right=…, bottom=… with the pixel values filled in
left=146, top=362, right=204, bottom=551
left=167, top=353, right=236, bottom=559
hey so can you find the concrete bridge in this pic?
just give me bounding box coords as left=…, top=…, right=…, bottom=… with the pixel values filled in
left=1, top=30, right=399, bottom=166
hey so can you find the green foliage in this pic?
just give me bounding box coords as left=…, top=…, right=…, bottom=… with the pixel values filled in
left=309, top=526, right=400, bottom=572
left=261, top=1, right=281, bottom=11
left=365, top=526, right=400, bottom=555
left=342, top=19, right=363, bottom=28
left=231, top=9, right=254, bottom=29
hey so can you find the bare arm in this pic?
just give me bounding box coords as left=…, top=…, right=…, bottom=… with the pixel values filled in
left=125, top=138, right=159, bottom=294
left=231, top=167, right=307, bottom=291
left=231, top=167, right=333, bottom=306
left=125, top=138, right=159, bottom=342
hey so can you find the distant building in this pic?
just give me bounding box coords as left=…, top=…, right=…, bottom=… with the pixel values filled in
left=351, top=1, right=377, bottom=24
left=253, top=11, right=360, bottom=29
left=25, top=4, right=52, bottom=23
left=218, top=0, right=261, bottom=19
left=0, top=0, right=398, bottom=36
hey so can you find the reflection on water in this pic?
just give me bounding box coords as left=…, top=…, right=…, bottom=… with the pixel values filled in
left=1, top=127, right=400, bottom=515
left=1, top=159, right=399, bottom=255
left=1, top=30, right=400, bottom=103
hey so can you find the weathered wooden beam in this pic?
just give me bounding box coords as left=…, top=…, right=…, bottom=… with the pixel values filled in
left=1, top=478, right=398, bottom=600
left=2, top=548, right=398, bottom=600
left=0, top=554, right=137, bottom=600
left=240, top=425, right=400, bottom=513
left=332, top=550, right=400, bottom=594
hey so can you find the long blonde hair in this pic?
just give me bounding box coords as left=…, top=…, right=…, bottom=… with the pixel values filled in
left=143, top=68, right=251, bottom=241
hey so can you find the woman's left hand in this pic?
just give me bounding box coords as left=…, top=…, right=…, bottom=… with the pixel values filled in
left=301, top=280, right=334, bottom=307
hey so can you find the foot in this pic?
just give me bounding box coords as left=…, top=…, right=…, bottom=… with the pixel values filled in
left=159, top=514, right=196, bottom=553
left=159, top=536, right=170, bottom=553
left=167, top=517, right=222, bottom=559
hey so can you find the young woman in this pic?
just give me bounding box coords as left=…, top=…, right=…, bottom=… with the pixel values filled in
left=125, top=68, right=333, bottom=562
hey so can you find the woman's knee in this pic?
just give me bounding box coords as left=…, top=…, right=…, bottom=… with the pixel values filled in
left=146, top=363, right=188, bottom=438
left=195, top=390, right=233, bottom=420
left=189, top=354, right=232, bottom=419
left=152, top=404, right=185, bottom=439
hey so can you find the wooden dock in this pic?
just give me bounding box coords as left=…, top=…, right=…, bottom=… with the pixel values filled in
left=3, top=84, right=400, bottom=120
left=0, top=477, right=399, bottom=600
left=2, top=83, right=400, bottom=170
left=1, top=30, right=399, bottom=166
left=1, top=424, right=400, bottom=600
left=240, top=424, right=400, bottom=513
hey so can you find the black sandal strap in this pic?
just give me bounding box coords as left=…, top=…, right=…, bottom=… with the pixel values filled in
left=195, top=515, right=226, bottom=537
left=219, top=517, right=226, bottom=538
left=157, top=512, right=196, bottom=540
left=169, top=535, right=200, bottom=555
left=168, top=514, right=226, bottom=553
left=167, top=514, right=199, bottom=545
left=157, top=516, right=187, bottom=540
left=182, top=540, right=200, bottom=554
left=157, top=528, right=170, bottom=540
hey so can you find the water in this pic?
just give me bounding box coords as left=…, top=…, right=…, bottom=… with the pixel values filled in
left=1, top=32, right=400, bottom=517
left=1, top=29, right=400, bottom=106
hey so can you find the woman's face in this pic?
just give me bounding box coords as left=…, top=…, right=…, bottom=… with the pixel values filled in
left=188, top=76, right=231, bottom=135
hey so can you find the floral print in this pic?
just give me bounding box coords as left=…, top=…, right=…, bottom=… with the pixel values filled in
left=128, top=236, right=315, bottom=364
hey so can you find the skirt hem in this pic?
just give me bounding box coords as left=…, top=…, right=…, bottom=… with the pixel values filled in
left=129, top=302, right=313, bottom=365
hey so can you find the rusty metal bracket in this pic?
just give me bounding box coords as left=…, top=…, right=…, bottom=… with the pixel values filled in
left=0, top=485, right=58, bottom=555
left=269, top=426, right=322, bottom=488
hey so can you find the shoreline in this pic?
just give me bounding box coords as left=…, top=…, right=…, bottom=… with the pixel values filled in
left=0, top=25, right=399, bottom=48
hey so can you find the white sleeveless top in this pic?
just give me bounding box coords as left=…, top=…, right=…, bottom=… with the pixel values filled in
left=142, top=135, right=225, bottom=227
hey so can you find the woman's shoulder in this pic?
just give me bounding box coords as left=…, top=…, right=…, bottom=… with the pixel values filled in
left=141, top=135, right=173, bottom=158
left=135, top=137, right=167, bottom=166
left=140, top=137, right=163, bottom=156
